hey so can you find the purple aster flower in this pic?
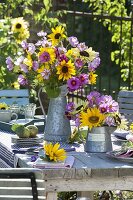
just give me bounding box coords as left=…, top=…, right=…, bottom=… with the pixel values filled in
left=32, top=61, right=39, bottom=71
left=37, top=31, right=47, bottom=37
left=21, top=40, right=28, bottom=50
left=78, top=74, right=88, bottom=86
left=39, top=52, right=50, bottom=63
left=27, top=43, right=36, bottom=54
left=77, top=42, right=87, bottom=51
left=87, top=91, right=101, bottom=107
left=107, top=100, right=119, bottom=112
left=67, top=77, right=81, bottom=91
left=6, top=57, right=14, bottom=71
left=18, top=75, right=28, bottom=85
left=41, top=69, right=51, bottom=80
left=66, top=102, right=75, bottom=112
left=59, top=54, right=69, bottom=62
left=100, top=95, right=113, bottom=104
left=88, top=57, right=100, bottom=71
left=68, top=36, right=79, bottom=47
left=20, top=63, right=28, bottom=73
left=74, top=58, right=84, bottom=68
left=99, top=103, right=108, bottom=113
left=105, top=116, right=115, bottom=126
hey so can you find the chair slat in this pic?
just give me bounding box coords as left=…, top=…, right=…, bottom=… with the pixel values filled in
left=0, top=168, right=46, bottom=200
left=0, top=89, right=29, bottom=106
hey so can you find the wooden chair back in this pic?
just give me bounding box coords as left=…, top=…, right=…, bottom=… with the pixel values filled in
left=117, top=90, right=133, bottom=124
left=0, top=168, right=46, bottom=200
left=0, top=89, right=29, bottom=105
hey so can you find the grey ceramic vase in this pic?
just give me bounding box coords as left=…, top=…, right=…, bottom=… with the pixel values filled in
left=44, top=85, right=71, bottom=142
left=84, top=126, right=116, bottom=153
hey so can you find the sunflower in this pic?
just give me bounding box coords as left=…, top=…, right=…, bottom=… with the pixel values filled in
left=43, top=142, right=67, bottom=162
left=48, top=26, right=66, bottom=46
left=80, top=107, right=105, bottom=129
left=0, top=103, right=9, bottom=110
left=56, top=60, right=76, bottom=81
left=11, top=17, right=30, bottom=43
left=38, top=47, right=56, bottom=64
left=88, top=72, right=98, bottom=85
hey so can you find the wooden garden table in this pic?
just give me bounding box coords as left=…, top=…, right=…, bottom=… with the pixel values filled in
left=17, top=146, right=133, bottom=200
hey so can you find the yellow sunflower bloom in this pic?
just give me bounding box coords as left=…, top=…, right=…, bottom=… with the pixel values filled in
left=88, top=72, right=98, bottom=85
left=80, top=107, right=105, bottom=130
left=11, top=17, right=30, bottom=43
left=38, top=47, right=56, bottom=64
left=48, top=26, right=66, bottom=46
left=0, top=103, right=9, bottom=110
left=56, top=60, right=76, bottom=81
left=43, top=142, right=67, bottom=162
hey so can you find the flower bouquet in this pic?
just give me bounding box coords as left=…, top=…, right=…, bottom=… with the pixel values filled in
left=66, top=91, right=128, bottom=130
left=66, top=91, right=128, bottom=152
left=6, top=25, right=100, bottom=98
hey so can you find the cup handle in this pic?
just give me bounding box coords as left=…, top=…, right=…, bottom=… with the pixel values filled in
left=11, top=113, right=18, bottom=121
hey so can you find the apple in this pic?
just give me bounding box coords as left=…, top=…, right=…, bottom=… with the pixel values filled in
left=26, top=125, right=38, bottom=138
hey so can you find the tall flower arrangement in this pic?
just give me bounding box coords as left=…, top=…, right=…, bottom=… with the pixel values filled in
left=6, top=25, right=100, bottom=98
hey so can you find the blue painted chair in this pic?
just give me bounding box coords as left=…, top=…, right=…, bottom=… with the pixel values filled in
left=0, top=89, right=29, bottom=106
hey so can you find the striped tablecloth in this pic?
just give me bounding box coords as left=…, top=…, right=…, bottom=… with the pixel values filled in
left=0, top=130, right=81, bottom=168
left=0, top=130, right=18, bottom=168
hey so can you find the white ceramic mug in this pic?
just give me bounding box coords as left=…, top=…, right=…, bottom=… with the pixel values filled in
left=0, top=110, right=18, bottom=123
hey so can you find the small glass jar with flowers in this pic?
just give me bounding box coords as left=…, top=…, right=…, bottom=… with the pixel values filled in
left=65, top=91, right=128, bottom=152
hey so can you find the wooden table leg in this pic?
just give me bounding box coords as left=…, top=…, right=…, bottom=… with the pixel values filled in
left=46, top=192, right=57, bottom=200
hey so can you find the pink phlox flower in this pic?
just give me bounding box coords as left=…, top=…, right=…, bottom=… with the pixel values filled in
left=100, top=95, right=113, bottom=104
left=67, top=77, right=81, bottom=91
left=105, top=116, right=115, bottom=126
left=18, top=74, right=28, bottom=85
left=20, top=63, right=28, bottom=73
left=41, top=69, right=51, bottom=80
left=78, top=74, right=88, bottom=86
left=32, top=61, right=39, bottom=71
left=66, top=102, right=75, bottom=112
left=68, top=36, right=79, bottom=47
left=77, top=42, right=87, bottom=51
left=74, top=58, right=84, bottom=68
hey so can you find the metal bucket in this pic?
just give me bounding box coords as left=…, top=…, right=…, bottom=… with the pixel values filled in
left=85, top=126, right=116, bottom=153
